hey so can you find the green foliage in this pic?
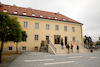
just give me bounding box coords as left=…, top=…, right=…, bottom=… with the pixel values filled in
left=21, top=31, right=27, bottom=41
left=0, top=12, right=22, bottom=42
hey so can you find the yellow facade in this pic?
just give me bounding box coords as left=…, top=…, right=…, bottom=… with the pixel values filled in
left=2, top=15, right=83, bottom=53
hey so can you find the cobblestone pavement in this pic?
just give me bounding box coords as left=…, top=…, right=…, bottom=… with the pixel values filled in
left=7, top=51, right=100, bottom=67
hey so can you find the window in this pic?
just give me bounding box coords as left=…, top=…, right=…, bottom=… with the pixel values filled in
left=8, top=46, right=13, bottom=50
left=64, top=26, right=67, bottom=31
left=55, top=25, right=59, bottom=30
left=72, top=37, right=75, bottom=42
left=22, top=46, right=26, bottom=50
left=72, top=27, right=75, bottom=32
left=35, top=35, right=39, bottom=41
left=14, top=11, right=18, bottom=14
left=68, top=19, right=72, bottom=21
left=47, top=16, right=50, bottom=19
left=35, top=23, right=39, bottom=29
left=54, top=35, right=60, bottom=44
left=62, top=18, right=66, bottom=21
left=23, top=22, right=28, bottom=28
left=54, top=17, right=57, bottom=19
left=40, top=15, right=43, bottom=17
left=23, top=12, right=27, bottom=15
left=46, top=24, right=49, bottom=30
left=3, top=10, right=8, bottom=12
left=32, top=13, right=35, bottom=16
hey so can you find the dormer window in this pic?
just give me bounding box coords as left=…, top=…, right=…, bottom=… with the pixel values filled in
left=62, top=18, right=66, bottom=21
left=14, top=11, right=18, bottom=14
left=17, top=8, right=19, bottom=9
left=40, top=15, right=43, bottom=17
left=8, top=6, right=10, bottom=8
left=67, top=19, right=72, bottom=21
left=32, top=10, right=34, bottom=11
left=25, top=9, right=26, bottom=10
left=32, top=13, right=35, bottom=16
left=54, top=17, right=57, bottom=20
left=23, top=12, right=27, bottom=15
left=47, top=16, right=50, bottom=19
left=3, top=10, right=8, bottom=12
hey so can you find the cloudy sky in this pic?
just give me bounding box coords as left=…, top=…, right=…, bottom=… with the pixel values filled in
left=0, top=0, right=100, bottom=41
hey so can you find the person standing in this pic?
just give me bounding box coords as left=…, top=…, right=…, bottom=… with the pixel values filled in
left=76, top=45, right=79, bottom=53
left=65, top=41, right=67, bottom=48
left=71, top=44, right=73, bottom=52
left=61, top=39, right=64, bottom=49
left=67, top=44, right=70, bottom=53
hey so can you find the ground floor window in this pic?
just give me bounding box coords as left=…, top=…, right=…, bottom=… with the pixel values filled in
left=72, top=36, right=75, bottom=42
left=54, top=35, right=60, bottom=44
left=22, top=46, right=26, bottom=50
left=35, top=35, right=39, bottom=41
left=8, top=46, right=13, bottom=50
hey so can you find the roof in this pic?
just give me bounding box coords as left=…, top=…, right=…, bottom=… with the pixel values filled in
left=0, top=3, right=82, bottom=24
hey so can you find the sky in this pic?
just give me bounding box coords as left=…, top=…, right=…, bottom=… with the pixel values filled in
left=0, top=0, right=100, bottom=42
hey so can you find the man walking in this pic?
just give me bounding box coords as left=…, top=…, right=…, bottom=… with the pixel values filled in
left=71, top=44, right=73, bottom=52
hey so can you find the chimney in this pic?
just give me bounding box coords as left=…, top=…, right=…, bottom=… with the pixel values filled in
left=0, top=2, right=3, bottom=6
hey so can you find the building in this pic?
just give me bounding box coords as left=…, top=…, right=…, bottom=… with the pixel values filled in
left=0, top=3, right=87, bottom=54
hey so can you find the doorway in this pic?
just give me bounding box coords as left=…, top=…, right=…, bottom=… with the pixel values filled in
left=46, top=36, right=49, bottom=44
left=65, top=36, right=68, bottom=45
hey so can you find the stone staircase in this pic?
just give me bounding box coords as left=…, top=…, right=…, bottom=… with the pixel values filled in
left=55, top=44, right=89, bottom=54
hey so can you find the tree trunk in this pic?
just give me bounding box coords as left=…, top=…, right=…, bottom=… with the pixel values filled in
left=0, top=39, right=4, bottom=63
left=16, top=42, right=18, bottom=54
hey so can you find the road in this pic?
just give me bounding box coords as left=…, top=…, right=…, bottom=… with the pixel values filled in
left=8, top=51, right=100, bottom=67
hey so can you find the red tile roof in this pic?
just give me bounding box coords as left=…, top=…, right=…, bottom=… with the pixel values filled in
left=0, top=4, right=82, bottom=24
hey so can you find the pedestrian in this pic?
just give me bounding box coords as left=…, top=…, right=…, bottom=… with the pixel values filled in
left=67, top=44, right=70, bottom=53
left=71, top=44, right=73, bottom=52
left=61, top=39, right=64, bottom=49
left=76, top=45, right=79, bottom=53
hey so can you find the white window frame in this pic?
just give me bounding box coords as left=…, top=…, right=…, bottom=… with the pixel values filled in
left=54, top=17, right=57, bottom=19
left=72, top=27, right=75, bottom=32
left=46, top=24, right=50, bottom=30
left=35, top=23, right=39, bottom=29
left=47, top=16, right=50, bottom=19
left=62, top=18, right=66, bottom=21
left=64, top=26, right=67, bottom=31
left=3, top=10, right=8, bottom=12
left=40, top=15, right=43, bottom=17
left=14, top=11, right=18, bottom=14
left=55, top=25, right=59, bottom=30
left=23, top=22, right=28, bottom=28
left=32, top=13, right=35, bottom=16
left=68, top=19, right=72, bottom=21
left=72, top=37, right=75, bottom=42
left=34, top=35, right=39, bottom=41
left=23, top=12, right=27, bottom=15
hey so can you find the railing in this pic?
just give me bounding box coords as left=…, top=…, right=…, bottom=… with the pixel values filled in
left=48, top=40, right=56, bottom=54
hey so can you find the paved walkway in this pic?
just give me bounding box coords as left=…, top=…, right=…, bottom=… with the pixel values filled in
left=8, top=51, right=100, bottom=67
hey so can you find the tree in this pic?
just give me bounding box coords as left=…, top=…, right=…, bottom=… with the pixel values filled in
left=0, top=12, right=22, bottom=63
left=14, top=31, right=27, bottom=53
left=84, top=35, right=93, bottom=45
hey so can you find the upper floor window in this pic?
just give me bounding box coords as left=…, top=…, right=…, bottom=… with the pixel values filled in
left=72, top=37, right=75, bottom=42
left=34, top=35, right=39, bottom=41
left=54, top=17, right=57, bottom=20
left=64, top=26, right=67, bottom=31
left=3, top=10, right=8, bottom=12
left=35, top=23, right=39, bottom=29
left=23, top=22, right=28, bottom=28
left=55, top=25, right=59, bottom=30
left=40, top=15, right=43, bottom=17
left=23, top=12, right=27, bottom=15
left=32, top=13, right=35, bottom=16
left=46, top=24, right=50, bottom=30
left=14, top=11, right=18, bottom=14
left=47, top=16, right=50, bottom=19
left=72, top=27, right=75, bottom=32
